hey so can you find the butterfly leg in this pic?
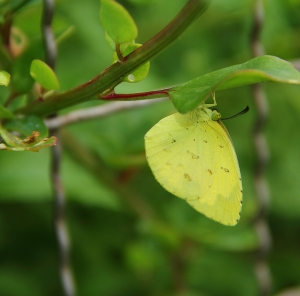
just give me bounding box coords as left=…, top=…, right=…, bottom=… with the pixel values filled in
left=203, top=92, right=217, bottom=108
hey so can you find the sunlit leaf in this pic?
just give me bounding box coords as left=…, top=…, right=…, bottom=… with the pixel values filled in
left=0, top=70, right=10, bottom=86
left=100, top=0, right=138, bottom=44
left=104, top=31, right=116, bottom=50
left=169, top=55, right=300, bottom=113
left=30, top=59, right=60, bottom=90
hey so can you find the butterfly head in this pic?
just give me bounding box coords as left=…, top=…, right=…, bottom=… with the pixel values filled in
left=211, top=109, right=221, bottom=121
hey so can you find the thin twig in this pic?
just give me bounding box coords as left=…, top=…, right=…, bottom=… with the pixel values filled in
left=42, top=0, right=76, bottom=295
left=45, top=98, right=167, bottom=129
left=251, top=1, right=272, bottom=295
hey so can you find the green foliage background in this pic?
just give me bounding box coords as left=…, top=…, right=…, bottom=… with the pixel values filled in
left=1, top=0, right=300, bottom=295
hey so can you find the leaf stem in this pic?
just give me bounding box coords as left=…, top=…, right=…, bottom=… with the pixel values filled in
left=16, top=0, right=210, bottom=117
left=102, top=89, right=169, bottom=101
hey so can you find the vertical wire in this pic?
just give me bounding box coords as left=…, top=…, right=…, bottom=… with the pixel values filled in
left=250, top=1, right=272, bottom=295
left=41, top=1, right=76, bottom=295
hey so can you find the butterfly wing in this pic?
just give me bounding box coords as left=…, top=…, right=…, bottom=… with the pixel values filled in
left=186, top=120, right=242, bottom=226
left=145, top=112, right=242, bottom=226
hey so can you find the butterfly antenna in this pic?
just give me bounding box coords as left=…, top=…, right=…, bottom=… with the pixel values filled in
left=221, top=106, right=250, bottom=121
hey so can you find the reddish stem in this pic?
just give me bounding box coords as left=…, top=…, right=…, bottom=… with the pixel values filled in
left=102, top=89, right=170, bottom=101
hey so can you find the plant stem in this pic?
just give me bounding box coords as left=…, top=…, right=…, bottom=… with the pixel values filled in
left=16, top=0, right=210, bottom=117
left=102, top=89, right=169, bottom=101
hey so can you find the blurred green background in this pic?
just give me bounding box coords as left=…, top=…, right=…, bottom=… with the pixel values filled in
left=1, top=0, right=300, bottom=295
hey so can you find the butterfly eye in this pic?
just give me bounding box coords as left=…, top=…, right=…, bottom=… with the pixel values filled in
left=211, top=110, right=221, bottom=121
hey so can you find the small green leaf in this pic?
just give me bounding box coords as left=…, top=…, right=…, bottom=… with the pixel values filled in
left=4, top=115, right=48, bottom=139
left=0, top=126, right=56, bottom=152
left=0, top=71, right=10, bottom=86
left=0, top=134, right=57, bottom=152
left=104, top=31, right=116, bottom=50
left=30, top=59, right=60, bottom=90
left=169, top=55, right=300, bottom=113
left=113, top=43, right=150, bottom=82
left=100, top=0, right=138, bottom=44
left=0, top=125, right=23, bottom=147
left=0, top=105, right=14, bottom=119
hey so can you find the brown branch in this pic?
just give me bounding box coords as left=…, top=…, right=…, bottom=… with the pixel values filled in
left=45, top=98, right=167, bottom=129
left=42, top=0, right=76, bottom=295
left=251, top=1, right=272, bottom=295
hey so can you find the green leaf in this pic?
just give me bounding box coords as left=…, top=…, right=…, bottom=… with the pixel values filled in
left=0, top=105, right=14, bottom=119
left=0, top=135, right=57, bottom=152
left=30, top=59, right=60, bottom=90
left=100, top=0, right=138, bottom=44
left=0, top=125, right=23, bottom=147
left=0, top=125, right=56, bottom=152
left=4, top=115, right=48, bottom=139
left=113, top=43, right=150, bottom=82
left=169, top=55, right=300, bottom=113
left=0, top=70, right=10, bottom=86
left=104, top=31, right=116, bottom=50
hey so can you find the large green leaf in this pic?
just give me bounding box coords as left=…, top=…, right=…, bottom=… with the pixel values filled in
left=169, top=55, right=300, bottom=113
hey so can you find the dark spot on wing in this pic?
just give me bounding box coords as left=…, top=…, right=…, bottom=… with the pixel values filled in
left=184, top=173, right=192, bottom=181
left=187, top=150, right=199, bottom=159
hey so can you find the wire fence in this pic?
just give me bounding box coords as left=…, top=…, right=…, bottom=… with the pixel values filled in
left=251, top=1, right=272, bottom=295
left=41, top=0, right=76, bottom=295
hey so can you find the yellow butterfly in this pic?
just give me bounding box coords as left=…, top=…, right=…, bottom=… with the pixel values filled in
left=144, top=96, right=242, bottom=226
